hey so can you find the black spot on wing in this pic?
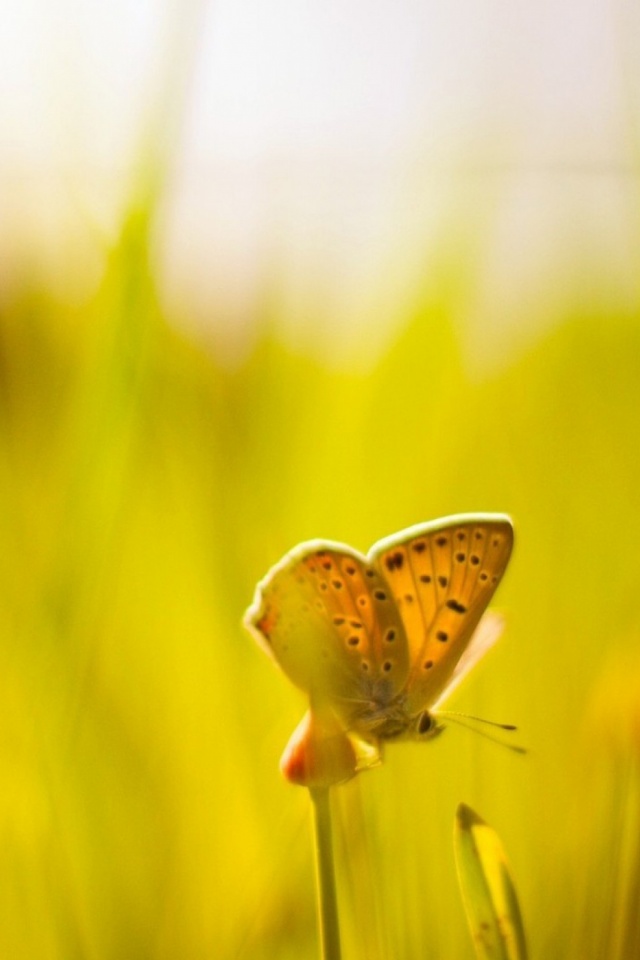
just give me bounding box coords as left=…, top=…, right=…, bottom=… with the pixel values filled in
left=385, top=551, right=404, bottom=571
left=446, top=599, right=467, bottom=614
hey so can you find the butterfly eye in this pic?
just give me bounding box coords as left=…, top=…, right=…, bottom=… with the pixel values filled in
left=416, top=712, right=434, bottom=736
left=415, top=713, right=445, bottom=740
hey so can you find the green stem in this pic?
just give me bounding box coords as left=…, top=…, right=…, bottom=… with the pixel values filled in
left=310, top=787, right=342, bottom=960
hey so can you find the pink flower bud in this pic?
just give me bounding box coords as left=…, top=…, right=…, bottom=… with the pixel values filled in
left=280, top=709, right=359, bottom=788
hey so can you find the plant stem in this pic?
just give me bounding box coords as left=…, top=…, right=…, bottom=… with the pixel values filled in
left=310, top=787, right=342, bottom=960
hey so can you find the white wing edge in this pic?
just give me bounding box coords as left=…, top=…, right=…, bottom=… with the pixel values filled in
left=368, top=513, right=514, bottom=560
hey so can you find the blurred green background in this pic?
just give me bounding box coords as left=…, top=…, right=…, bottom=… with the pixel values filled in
left=2, top=3, right=640, bottom=958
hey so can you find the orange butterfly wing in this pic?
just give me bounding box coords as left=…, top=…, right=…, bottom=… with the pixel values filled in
left=244, top=540, right=411, bottom=726
left=369, top=514, right=513, bottom=715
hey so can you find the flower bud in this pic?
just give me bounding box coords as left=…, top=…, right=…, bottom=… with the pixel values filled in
left=280, top=709, right=360, bottom=788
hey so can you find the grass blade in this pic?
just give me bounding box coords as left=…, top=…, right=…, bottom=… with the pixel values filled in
left=454, top=803, right=528, bottom=960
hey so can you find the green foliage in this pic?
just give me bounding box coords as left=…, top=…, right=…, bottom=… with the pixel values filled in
left=2, top=192, right=640, bottom=959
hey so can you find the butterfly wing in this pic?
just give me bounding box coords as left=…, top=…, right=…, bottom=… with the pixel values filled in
left=244, top=540, right=411, bottom=724
left=368, top=514, right=513, bottom=715
left=431, top=610, right=505, bottom=708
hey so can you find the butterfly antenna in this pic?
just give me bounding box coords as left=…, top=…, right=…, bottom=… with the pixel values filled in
left=437, top=709, right=518, bottom=731
left=436, top=711, right=527, bottom=755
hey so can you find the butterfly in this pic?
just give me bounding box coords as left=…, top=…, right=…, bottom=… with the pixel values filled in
left=244, top=514, right=514, bottom=756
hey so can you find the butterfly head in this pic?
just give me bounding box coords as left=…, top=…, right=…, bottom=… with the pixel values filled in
left=411, top=710, right=445, bottom=742
left=356, top=704, right=445, bottom=743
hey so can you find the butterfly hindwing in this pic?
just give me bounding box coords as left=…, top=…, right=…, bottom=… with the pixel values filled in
left=369, top=514, right=513, bottom=714
left=244, top=540, right=410, bottom=714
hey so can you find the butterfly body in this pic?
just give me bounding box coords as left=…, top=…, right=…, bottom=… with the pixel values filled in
left=344, top=684, right=410, bottom=738
left=245, top=514, right=513, bottom=750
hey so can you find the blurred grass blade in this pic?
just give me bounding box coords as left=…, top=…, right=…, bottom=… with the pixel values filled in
left=454, top=803, right=528, bottom=960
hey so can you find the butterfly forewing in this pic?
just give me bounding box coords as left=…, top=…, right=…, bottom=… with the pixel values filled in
left=433, top=610, right=505, bottom=708
left=244, top=541, right=411, bottom=718
left=369, top=515, right=513, bottom=714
